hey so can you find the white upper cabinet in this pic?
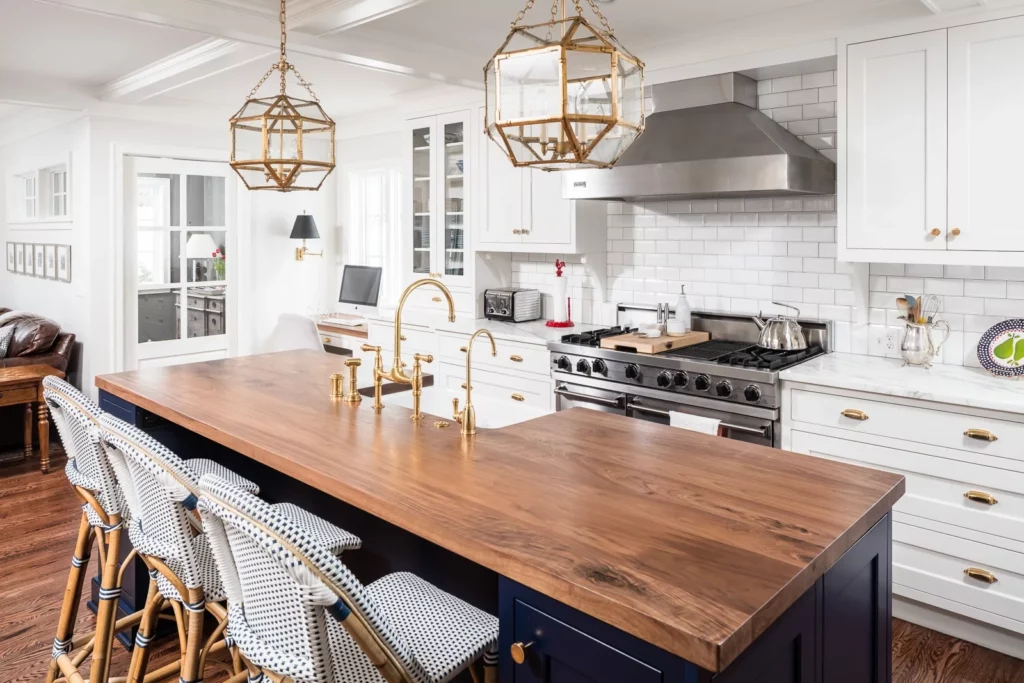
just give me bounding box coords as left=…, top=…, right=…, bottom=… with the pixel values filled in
left=947, top=15, right=1024, bottom=253
left=846, top=30, right=947, bottom=252
left=476, top=106, right=527, bottom=246
left=841, top=14, right=1024, bottom=265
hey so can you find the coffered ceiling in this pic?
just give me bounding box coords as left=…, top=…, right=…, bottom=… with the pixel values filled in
left=0, top=0, right=1008, bottom=128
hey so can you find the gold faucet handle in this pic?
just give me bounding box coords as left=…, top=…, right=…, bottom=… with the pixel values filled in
left=453, top=397, right=463, bottom=423
left=413, top=353, right=434, bottom=364
left=360, top=344, right=381, bottom=353
left=345, top=358, right=362, bottom=368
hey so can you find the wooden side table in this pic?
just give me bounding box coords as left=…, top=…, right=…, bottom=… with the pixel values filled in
left=0, top=364, right=65, bottom=473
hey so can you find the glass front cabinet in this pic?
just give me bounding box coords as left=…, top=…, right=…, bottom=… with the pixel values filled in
left=405, top=110, right=471, bottom=290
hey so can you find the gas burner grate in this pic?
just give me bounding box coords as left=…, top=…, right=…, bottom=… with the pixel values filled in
left=717, top=345, right=825, bottom=371
left=664, top=340, right=753, bottom=360
left=561, top=326, right=637, bottom=347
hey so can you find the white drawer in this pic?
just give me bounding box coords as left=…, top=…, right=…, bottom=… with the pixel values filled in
left=792, top=430, right=1024, bottom=546
left=791, top=388, right=1023, bottom=462
left=402, top=287, right=475, bottom=315
left=437, top=332, right=550, bottom=377
left=437, top=361, right=552, bottom=410
left=894, top=522, right=1024, bottom=628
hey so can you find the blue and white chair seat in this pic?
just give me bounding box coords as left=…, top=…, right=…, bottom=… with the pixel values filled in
left=274, top=503, right=362, bottom=554
left=187, top=458, right=261, bottom=494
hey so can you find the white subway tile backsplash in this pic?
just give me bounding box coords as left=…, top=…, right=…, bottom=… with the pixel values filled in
left=1008, top=282, right=1024, bottom=299
left=772, top=106, right=804, bottom=122
left=985, top=298, right=1024, bottom=317
left=944, top=265, right=985, bottom=279
left=924, top=278, right=964, bottom=296
left=906, top=264, right=944, bottom=278
left=818, top=86, right=837, bottom=103
left=717, top=198, right=744, bottom=213
left=803, top=102, right=835, bottom=119
left=986, top=267, right=1024, bottom=281
left=802, top=71, right=835, bottom=89
left=787, top=119, right=818, bottom=136
left=789, top=242, right=818, bottom=258
left=963, top=279, right=1006, bottom=299
left=772, top=75, right=803, bottom=92
left=788, top=88, right=819, bottom=106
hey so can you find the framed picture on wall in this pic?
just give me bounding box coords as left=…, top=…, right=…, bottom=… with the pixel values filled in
left=24, top=245, right=34, bottom=275
left=33, top=244, right=44, bottom=277
left=15, top=244, right=24, bottom=273
left=44, top=244, right=56, bottom=279
left=56, top=244, right=71, bottom=282
left=5, top=243, right=13, bottom=272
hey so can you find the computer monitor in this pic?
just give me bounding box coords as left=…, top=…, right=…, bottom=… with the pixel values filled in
left=338, top=265, right=382, bottom=308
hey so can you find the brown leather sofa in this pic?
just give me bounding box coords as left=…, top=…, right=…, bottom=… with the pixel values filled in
left=0, top=309, right=77, bottom=374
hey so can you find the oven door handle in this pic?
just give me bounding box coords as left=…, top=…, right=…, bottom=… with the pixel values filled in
left=625, top=402, right=770, bottom=437
left=555, top=387, right=626, bottom=409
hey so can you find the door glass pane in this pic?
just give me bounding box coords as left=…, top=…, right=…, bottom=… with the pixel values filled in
left=444, top=121, right=465, bottom=276
left=138, top=289, right=180, bottom=343
left=183, top=285, right=227, bottom=338
left=186, top=175, right=226, bottom=226
left=412, top=126, right=431, bottom=274
left=138, top=230, right=180, bottom=285
left=185, top=231, right=226, bottom=283
left=138, top=174, right=180, bottom=226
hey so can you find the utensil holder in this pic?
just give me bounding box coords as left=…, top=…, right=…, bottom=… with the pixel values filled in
left=900, top=320, right=950, bottom=368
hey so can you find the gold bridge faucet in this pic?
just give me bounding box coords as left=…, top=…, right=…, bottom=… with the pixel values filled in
left=453, top=329, right=496, bottom=436
left=361, top=278, right=456, bottom=418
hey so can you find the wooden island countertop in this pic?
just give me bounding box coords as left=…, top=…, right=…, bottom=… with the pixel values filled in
left=96, top=350, right=904, bottom=673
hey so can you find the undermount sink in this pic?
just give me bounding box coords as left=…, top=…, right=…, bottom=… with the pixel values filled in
left=382, top=387, right=551, bottom=429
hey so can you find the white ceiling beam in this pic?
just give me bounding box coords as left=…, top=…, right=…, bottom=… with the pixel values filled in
left=101, top=37, right=274, bottom=103
left=296, top=0, right=432, bottom=36
left=33, top=0, right=481, bottom=88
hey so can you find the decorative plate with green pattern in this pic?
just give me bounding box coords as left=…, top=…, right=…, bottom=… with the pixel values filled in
left=978, top=319, right=1024, bottom=378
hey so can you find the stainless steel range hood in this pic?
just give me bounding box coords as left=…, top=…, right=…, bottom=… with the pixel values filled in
left=562, top=73, right=835, bottom=201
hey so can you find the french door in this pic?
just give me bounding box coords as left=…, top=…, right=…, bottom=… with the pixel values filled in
left=124, top=157, right=237, bottom=369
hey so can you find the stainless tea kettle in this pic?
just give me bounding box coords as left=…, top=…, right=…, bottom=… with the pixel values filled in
left=752, top=303, right=808, bottom=350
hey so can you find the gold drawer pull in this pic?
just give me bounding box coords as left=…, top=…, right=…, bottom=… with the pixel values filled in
left=965, top=429, right=998, bottom=442
left=322, top=337, right=331, bottom=344
left=841, top=409, right=869, bottom=421
left=510, top=354, right=524, bottom=362
left=511, top=393, right=525, bottom=402
left=965, top=490, right=998, bottom=506
left=400, top=335, right=407, bottom=341
left=432, top=297, right=442, bottom=303
left=511, top=641, right=533, bottom=664
left=964, top=567, right=998, bottom=584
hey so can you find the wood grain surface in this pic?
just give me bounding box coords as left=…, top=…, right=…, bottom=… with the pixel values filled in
left=95, top=350, right=905, bottom=672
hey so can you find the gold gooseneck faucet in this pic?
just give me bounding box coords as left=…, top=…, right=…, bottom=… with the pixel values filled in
left=362, top=278, right=456, bottom=418
left=453, top=328, right=496, bottom=436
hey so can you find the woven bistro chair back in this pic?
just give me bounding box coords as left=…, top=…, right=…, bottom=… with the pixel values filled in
left=42, top=376, right=124, bottom=522
left=198, top=473, right=432, bottom=683
left=98, top=413, right=208, bottom=599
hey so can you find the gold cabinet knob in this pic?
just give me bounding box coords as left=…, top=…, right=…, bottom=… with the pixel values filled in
left=521, top=230, right=530, bottom=235
left=510, top=354, right=524, bottom=363
left=951, top=228, right=961, bottom=237
left=964, top=490, right=998, bottom=505
left=400, top=335, right=407, bottom=341
left=510, top=641, right=533, bottom=664
left=512, top=229, right=521, bottom=235
left=840, top=409, right=869, bottom=421
left=964, top=429, right=997, bottom=442
left=432, top=296, right=443, bottom=303
left=930, top=228, right=942, bottom=237
left=511, top=393, right=525, bottom=402
left=323, top=336, right=331, bottom=344
left=964, top=567, right=998, bottom=584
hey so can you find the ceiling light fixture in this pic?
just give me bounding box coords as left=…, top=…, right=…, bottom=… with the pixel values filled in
left=484, top=0, right=645, bottom=171
left=229, top=0, right=335, bottom=191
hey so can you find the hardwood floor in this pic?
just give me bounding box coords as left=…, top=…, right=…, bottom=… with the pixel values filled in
left=2, top=455, right=1023, bottom=682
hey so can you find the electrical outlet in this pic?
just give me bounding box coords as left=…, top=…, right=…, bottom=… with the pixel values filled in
left=869, top=326, right=901, bottom=358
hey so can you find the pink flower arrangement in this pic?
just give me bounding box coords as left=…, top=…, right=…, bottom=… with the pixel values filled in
left=554, top=259, right=565, bottom=277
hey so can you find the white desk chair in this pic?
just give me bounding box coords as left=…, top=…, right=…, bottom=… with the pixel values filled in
left=268, top=313, right=324, bottom=353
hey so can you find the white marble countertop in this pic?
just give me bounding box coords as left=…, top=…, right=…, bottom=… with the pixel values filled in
left=368, top=307, right=605, bottom=346
left=780, top=353, right=1024, bottom=415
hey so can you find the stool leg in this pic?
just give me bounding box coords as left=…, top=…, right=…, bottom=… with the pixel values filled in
left=483, top=647, right=498, bottom=683
left=179, top=588, right=207, bottom=683
left=45, top=511, right=94, bottom=683
left=89, top=521, right=123, bottom=683
left=127, top=577, right=163, bottom=683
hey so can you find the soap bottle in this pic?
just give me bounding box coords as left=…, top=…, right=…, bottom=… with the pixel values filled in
left=675, top=285, right=691, bottom=332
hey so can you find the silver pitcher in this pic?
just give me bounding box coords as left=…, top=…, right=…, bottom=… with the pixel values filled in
left=900, top=320, right=951, bottom=368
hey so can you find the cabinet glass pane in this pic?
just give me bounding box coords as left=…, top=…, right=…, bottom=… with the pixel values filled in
left=185, top=175, right=226, bottom=227
left=138, top=290, right=181, bottom=343
left=443, top=122, right=465, bottom=276
left=180, top=286, right=227, bottom=338
left=412, top=126, right=432, bottom=274
left=185, top=230, right=227, bottom=283
left=138, top=230, right=180, bottom=285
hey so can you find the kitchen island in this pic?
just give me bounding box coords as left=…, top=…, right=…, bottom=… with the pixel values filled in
left=96, top=350, right=904, bottom=682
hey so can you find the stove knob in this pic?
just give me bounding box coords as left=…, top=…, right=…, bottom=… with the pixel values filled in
left=694, top=374, right=711, bottom=392
left=576, top=359, right=591, bottom=374
left=674, top=372, right=688, bottom=387
left=744, top=385, right=762, bottom=403
left=657, top=371, right=672, bottom=388
left=624, top=364, right=641, bottom=380
left=716, top=380, right=733, bottom=398
left=592, top=359, right=608, bottom=375
left=556, top=356, right=572, bottom=372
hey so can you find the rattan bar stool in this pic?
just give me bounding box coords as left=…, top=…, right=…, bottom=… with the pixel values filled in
left=42, top=377, right=140, bottom=683
left=197, top=474, right=499, bottom=683
left=98, top=414, right=362, bottom=683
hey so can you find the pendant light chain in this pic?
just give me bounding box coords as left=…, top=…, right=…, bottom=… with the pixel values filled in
left=279, top=0, right=288, bottom=94
left=244, top=0, right=321, bottom=102
left=512, top=0, right=612, bottom=36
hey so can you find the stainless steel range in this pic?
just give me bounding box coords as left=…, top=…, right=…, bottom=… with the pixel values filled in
left=547, top=310, right=832, bottom=448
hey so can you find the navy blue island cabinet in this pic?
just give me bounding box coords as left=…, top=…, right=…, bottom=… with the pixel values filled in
left=498, top=515, right=891, bottom=683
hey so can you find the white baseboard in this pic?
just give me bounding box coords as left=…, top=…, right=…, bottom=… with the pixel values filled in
left=894, top=596, right=1024, bottom=660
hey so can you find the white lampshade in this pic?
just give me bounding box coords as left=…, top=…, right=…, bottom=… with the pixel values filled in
left=185, top=233, right=219, bottom=259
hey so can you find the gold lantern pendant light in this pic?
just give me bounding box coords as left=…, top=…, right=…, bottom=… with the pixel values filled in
left=484, top=0, right=645, bottom=171
left=229, top=0, right=336, bottom=191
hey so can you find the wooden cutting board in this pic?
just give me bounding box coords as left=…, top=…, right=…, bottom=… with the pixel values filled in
left=599, top=330, right=710, bottom=354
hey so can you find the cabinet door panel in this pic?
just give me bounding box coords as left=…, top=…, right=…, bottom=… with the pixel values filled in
left=847, top=31, right=947, bottom=250
left=948, top=16, right=1024, bottom=251
left=407, top=117, right=436, bottom=277
left=478, top=108, right=525, bottom=245
left=527, top=170, right=572, bottom=246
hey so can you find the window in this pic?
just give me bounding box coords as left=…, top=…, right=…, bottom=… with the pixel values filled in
left=22, top=175, right=36, bottom=219
left=50, top=168, right=67, bottom=217
left=8, top=161, right=70, bottom=222
left=346, top=167, right=400, bottom=303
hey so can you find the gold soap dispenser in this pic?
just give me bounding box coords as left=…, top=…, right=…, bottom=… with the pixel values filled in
left=453, top=329, right=497, bottom=436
